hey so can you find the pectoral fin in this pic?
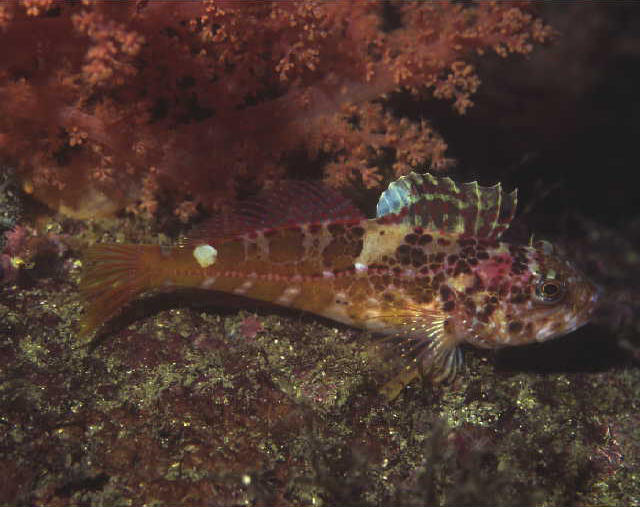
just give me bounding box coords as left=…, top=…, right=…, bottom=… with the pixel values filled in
left=379, top=341, right=463, bottom=400
left=370, top=311, right=463, bottom=400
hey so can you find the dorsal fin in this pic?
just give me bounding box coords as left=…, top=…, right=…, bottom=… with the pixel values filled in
left=376, top=172, right=517, bottom=239
left=187, top=180, right=365, bottom=245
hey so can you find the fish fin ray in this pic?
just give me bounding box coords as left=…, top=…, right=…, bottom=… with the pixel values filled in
left=379, top=340, right=463, bottom=400
left=368, top=309, right=462, bottom=399
left=186, top=181, right=364, bottom=246
left=376, top=172, right=517, bottom=239
left=80, top=244, right=160, bottom=337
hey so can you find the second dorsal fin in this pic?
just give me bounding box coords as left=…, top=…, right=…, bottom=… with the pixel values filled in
left=376, top=172, right=517, bottom=239
left=187, top=180, right=365, bottom=246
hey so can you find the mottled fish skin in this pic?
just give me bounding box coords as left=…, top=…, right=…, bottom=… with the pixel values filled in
left=81, top=173, right=600, bottom=398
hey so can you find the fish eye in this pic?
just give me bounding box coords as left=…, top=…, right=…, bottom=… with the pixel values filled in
left=535, top=279, right=565, bottom=304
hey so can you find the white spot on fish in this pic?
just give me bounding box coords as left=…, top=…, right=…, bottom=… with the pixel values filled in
left=322, top=270, right=335, bottom=278
left=320, top=303, right=355, bottom=326
left=563, top=313, right=578, bottom=331
left=233, top=280, right=254, bottom=295
left=193, top=244, right=218, bottom=268
left=276, top=286, right=301, bottom=306
left=354, top=262, right=367, bottom=272
left=201, top=277, right=217, bottom=289
left=362, top=314, right=388, bottom=331
left=535, top=322, right=553, bottom=342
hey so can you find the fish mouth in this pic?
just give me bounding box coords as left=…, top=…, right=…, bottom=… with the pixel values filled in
left=533, top=279, right=601, bottom=342
left=570, top=279, right=601, bottom=329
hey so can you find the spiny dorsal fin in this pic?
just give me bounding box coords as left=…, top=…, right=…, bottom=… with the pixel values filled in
left=187, top=181, right=365, bottom=246
left=376, top=172, right=517, bottom=239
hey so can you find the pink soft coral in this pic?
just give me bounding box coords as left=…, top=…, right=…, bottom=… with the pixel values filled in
left=0, top=1, right=553, bottom=220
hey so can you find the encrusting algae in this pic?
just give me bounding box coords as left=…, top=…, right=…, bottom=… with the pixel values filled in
left=80, top=173, right=600, bottom=398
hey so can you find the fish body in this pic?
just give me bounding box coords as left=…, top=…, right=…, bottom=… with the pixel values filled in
left=81, top=173, right=599, bottom=397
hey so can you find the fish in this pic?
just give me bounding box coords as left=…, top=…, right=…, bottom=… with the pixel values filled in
left=80, top=172, right=600, bottom=398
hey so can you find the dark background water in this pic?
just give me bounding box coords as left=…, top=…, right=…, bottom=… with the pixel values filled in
left=391, top=3, right=640, bottom=375
left=400, top=3, right=639, bottom=235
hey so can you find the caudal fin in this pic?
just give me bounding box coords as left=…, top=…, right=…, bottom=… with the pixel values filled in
left=79, top=243, right=159, bottom=336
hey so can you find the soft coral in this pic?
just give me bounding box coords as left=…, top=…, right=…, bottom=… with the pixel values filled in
left=0, top=1, right=553, bottom=220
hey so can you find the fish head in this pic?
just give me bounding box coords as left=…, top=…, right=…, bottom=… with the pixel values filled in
left=520, top=240, right=600, bottom=342
left=465, top=240, right=600, bottom=348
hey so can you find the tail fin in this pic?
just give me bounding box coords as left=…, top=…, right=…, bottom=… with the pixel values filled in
left=80, top=243, right=160, bottom=336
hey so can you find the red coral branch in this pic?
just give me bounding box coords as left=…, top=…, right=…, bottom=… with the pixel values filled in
left=0, top=0, right=553, bottom=219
